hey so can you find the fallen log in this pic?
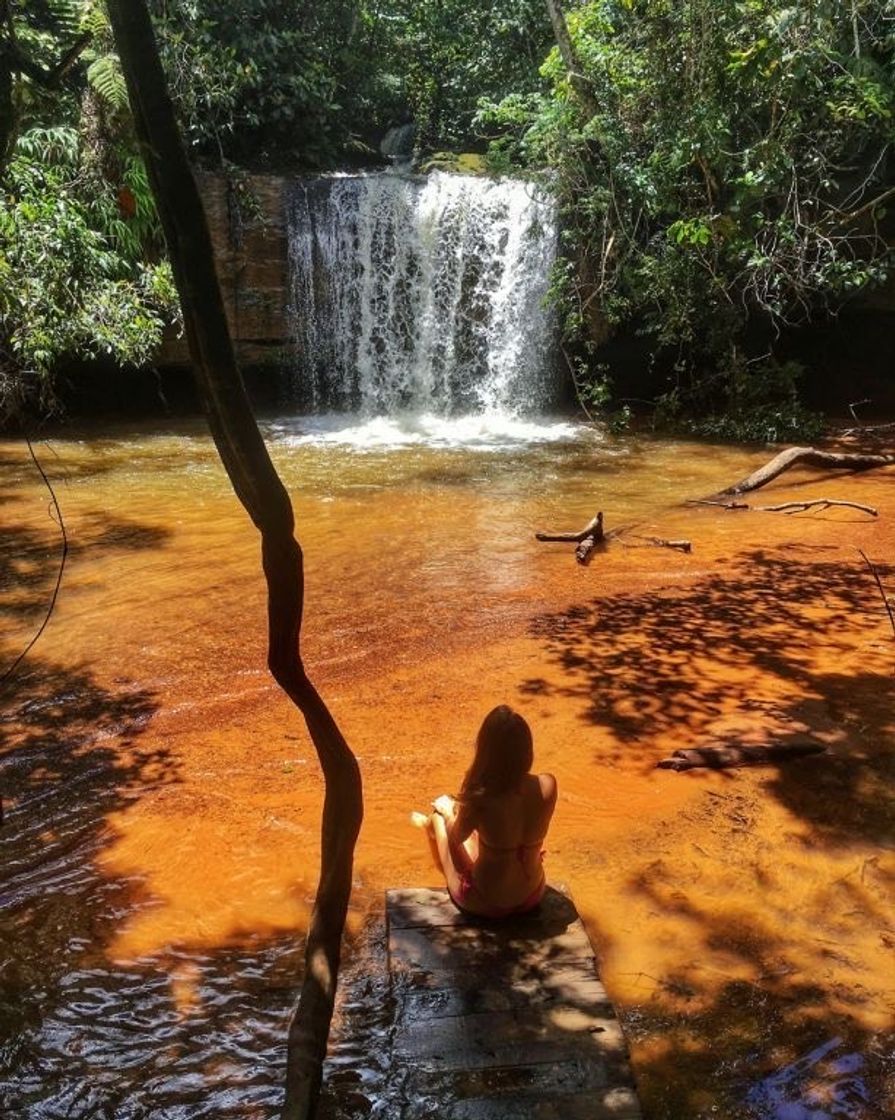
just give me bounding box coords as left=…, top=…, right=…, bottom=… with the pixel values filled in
left=656, top=742, right=827, bottom=771
left=705, top=446, right=894, bottom=500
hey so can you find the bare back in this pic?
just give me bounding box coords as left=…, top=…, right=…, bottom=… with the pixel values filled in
left=458, top=772, right=557, bottom=907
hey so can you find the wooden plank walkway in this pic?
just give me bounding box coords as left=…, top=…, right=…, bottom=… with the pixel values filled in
left=386, top=886, right=643, bottom=1119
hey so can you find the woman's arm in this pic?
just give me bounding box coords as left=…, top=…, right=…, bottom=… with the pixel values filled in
left=434, top=796, right=476, bottom=874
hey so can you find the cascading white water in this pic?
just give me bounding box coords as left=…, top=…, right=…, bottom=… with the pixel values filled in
left=287, top=170, right=558, bottom=416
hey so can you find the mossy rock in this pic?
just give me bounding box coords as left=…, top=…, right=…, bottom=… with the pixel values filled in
left=420, top=151, right=488, bottom=175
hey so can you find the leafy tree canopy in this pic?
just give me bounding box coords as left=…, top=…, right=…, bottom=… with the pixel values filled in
left=1, top=0, right=176, bottom=420
left=479, top=0, right=895, bottom=436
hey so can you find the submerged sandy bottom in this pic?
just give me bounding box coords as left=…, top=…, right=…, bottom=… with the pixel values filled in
left=2, top=415, right=894, bottom=1118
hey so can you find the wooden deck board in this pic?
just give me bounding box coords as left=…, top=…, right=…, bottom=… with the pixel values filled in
left=386, top=886, right=643, bottom=1119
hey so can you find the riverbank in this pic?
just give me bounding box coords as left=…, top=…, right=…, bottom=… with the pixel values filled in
left=2, top=421, right=894, bottom=1118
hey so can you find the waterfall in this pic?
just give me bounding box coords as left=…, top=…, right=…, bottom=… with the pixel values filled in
left=286, top=171, right=558, bottom=415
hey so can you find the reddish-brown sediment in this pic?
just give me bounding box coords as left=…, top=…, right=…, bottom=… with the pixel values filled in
left=2, top=422, right=893, bottom=1117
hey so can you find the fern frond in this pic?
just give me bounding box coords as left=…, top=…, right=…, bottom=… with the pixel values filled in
left=79, top=1, right=110, bottom=40
left=43, top=0, right=82, bottom=37
left=87, top=54, right=129, bottom=112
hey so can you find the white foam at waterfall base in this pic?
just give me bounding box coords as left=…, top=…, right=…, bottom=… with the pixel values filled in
left=268, top=412, right=586, bottom=451
left=287, top=170, right=559, bottom=415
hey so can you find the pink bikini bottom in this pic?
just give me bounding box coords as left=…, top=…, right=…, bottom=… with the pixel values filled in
left=448, top=875, right=546, bottom=920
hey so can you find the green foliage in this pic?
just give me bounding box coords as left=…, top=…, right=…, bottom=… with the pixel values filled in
left=85, top=54, right=127, bottom=112
left=655, top=360, right=826, bottom=443
left=150, top=0, right=361, bottom=165
left=146, top=0, right=552, bottom=165
left=364, top=0, right=552, bottom=151
left=0, top=128, right=177, bottom=418
left=480, top=0, right=895, bottom=427
left=0, top=0, right=177, bottom=418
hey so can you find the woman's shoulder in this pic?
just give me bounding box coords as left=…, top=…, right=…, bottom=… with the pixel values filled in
left=535, top=772, right=557, bottom=801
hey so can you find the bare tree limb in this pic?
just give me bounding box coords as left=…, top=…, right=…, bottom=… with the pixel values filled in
left=624, top=535, right=692, bottom=553
left=832, top=184, right=895, bottom=228
left=755, top=499, right=878, bottom=516
left=689, top=496, right=878, bottom=516
left=536, top=510, right=604, bottom=565
left=536, top=512, right=691, bottom=563
left=106, top=4, right=362, bottom=1117
left=536, top=510, right=603, bottom=543
left=703, top=446, right=894, bottom=500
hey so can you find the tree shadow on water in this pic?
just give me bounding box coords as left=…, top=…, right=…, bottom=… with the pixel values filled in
left=525, top=546, right=895, bottom=845
left=0, top=483, right=309, bottom=1117
left=524, top=546, right=895, bottom=1117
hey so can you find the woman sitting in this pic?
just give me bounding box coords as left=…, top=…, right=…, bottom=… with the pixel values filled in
left=417, top=705, right=557, bottom=919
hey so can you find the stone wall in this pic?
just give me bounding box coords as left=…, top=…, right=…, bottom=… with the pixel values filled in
left=158, top=172, right=290, bottom=371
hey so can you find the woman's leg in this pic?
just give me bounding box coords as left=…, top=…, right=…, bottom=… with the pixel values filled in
left=430, top=807, right=478, bottom=900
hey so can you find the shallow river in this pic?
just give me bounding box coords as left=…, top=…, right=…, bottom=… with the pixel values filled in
left=2, top=413, right=893, bottom=1119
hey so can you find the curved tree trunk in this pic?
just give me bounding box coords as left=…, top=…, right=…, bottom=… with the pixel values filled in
left=106, top=4, right=363, bottom=1117
left=709, top=445, right=894, bottom=499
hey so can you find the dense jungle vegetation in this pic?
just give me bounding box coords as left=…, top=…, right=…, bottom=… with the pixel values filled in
left=1, top=1, right=894, bottom=434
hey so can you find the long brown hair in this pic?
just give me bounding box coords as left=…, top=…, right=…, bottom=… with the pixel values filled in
left=459, top=705, right=533, bottom=802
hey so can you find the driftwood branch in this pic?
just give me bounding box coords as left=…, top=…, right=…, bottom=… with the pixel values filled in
left=107, top=5, right=362, bottom=1118
left=841, top=420, right=895, bottom=439
left=536, top=510, right=603, bottom=544
left=536, top=512, right=691, bottom=564
left=757, top=499, right=878, bottom=516
left=625, top=535, right=692, bottom=553
left=704, top=446, right=894, bottom=500
left=657, top=742, right=826, bottom=771
left=691, top=498, right=878, bottom=516
left=536, top=510, right=604, bottom=564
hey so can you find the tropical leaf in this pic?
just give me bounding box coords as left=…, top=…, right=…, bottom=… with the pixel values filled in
left=14, top=126, right=80, bottom=166
left=79, top=1, right=111, bottom=40
left=43, top=0, right=82, bottom=37
left=86, top=54, right=129, bottom=112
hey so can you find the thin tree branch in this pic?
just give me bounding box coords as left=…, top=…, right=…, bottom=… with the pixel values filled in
left=105, top=4, right=363, bottom=1116
left=755, top=499, right=878, bottom=516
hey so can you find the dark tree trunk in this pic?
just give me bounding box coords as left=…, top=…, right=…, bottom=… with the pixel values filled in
left=105, top=4, right=363, bottom=1117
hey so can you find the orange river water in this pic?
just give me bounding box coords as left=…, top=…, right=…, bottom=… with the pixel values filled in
left=1, top=414, right=894, bottom=1119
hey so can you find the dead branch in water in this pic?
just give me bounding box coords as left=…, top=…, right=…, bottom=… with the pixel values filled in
left=536, top=510, right=604, bottom=544
left=536, top=511, right=690, bottom=564
left=858, top=549, right=895, bottom=639
left=690, top=498, right=878, bottom=516
left=536, top=510, right=604, bottom=564
left=622, top=535, right=692, bottom=553
left=656, top=742, right=827, bottom=771
left=841, top=420, right=895, bottom=439
left=757, top=499, right=878, bottom=516
left=702, top=446, right=894, bottom=501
